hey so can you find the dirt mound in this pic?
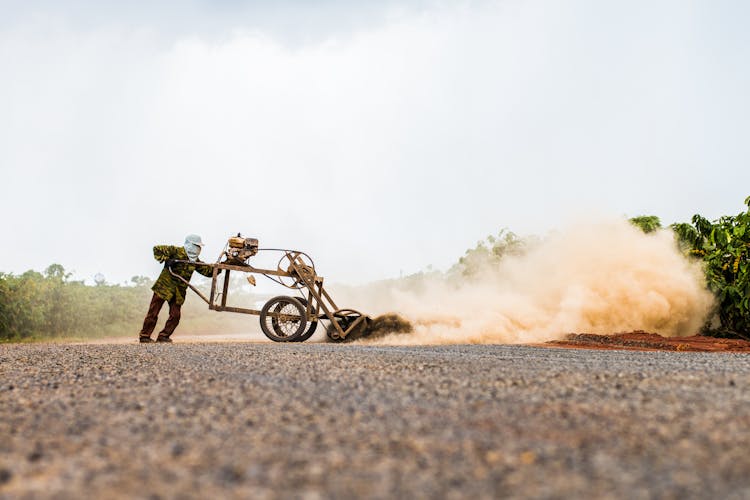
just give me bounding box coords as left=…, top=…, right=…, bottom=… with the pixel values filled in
left=365, top=314, right=413, bottom=338
left=543, top=331, right=750, bottom=352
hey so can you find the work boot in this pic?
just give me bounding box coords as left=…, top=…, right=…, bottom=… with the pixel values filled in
left=156, top=335, right=172, bottom=343
left=139, top=336, right=153, bottom=343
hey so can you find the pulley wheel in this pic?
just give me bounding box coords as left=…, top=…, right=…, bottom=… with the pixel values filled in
left=276, top=252, right=316, bottom=289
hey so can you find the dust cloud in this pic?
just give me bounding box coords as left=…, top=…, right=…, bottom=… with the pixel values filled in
left=335, top=218, right=715, bottom=345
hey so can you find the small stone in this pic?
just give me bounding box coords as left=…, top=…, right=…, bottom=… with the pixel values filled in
left=171, top=443, right=185, bottom=457
left=520, top=451, right=536, bottom=465
left=28, top=445, right=43, bottom=462
left=218, top=465, right=244, bottom=484
left=485, top=450, right=502, bottom=464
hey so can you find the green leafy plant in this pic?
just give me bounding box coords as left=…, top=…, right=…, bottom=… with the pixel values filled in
left=671, top=196, right=750, bottom=339
left=629, top=215, right=662, bottom=234
left=0, top=265, right=152, bottom=341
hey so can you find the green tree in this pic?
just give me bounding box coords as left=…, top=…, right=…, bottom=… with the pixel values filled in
left=44, top=263, right=70, bottom=281
left=0, top=265, right=152, bottom=341
left=130, top=275, right=153, bottom=287
left=630, top=215, right=662, bottom=234
left=452, top=229, right=527, bottom=278
left=672, top=197, right=750, bottom=339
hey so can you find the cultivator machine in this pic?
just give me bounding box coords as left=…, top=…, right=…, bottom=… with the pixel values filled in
left=168, top=234, right=371, bottom=342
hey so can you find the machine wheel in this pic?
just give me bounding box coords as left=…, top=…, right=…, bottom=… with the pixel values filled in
left=293, top=298, right=318, bottom=342
left=260, top=296, right=307, bottom=342
left=325, top=312, right=370, bottom=343
left=325, top=317, right=348, bottom=342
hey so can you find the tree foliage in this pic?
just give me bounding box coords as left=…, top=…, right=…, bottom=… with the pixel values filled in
left=452, top=229, right=528, bottom=278
left=669, top=197, right=750, bottom=339
left=629, top=215, right=662, bottom=234
left=0, top=266, right=152, bottom=341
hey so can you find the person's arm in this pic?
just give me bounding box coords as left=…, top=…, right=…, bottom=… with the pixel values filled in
left=195, top=261, right=215, bottom=278
left=153, top=245, right=179, bottom=263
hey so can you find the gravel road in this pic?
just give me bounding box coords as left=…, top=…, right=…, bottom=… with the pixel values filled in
left=2, top=342, right=750, bottom=499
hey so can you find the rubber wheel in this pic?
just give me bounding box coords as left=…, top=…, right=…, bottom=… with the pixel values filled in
left=293, top=298, right=318, bottom=342
left=260, top=296, right=307, bottom=342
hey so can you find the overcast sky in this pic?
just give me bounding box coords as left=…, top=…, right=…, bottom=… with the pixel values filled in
left=1, top=0, right=749, bottom=286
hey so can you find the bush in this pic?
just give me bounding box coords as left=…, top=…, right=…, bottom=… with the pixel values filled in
left=670, top=197, right=750, bottom=339
left=629, top=216, right=662, bottom=234
left=0, top=266, right=151, bottom=341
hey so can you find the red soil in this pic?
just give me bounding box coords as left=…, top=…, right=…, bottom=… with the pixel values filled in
left=541, top=331, right=750, bottom=352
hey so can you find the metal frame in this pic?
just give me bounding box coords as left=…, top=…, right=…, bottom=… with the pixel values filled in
left=168, top=249, right=367, bottom=340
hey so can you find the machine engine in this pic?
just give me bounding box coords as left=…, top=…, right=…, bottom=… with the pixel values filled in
left=225, top=234, right=259, bottom=265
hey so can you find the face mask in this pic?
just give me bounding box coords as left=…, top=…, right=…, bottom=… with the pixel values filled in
left=185, top=243, right=200, bottom=261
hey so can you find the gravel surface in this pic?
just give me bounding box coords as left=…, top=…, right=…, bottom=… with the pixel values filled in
left=2, top=343, right=750, bottom=499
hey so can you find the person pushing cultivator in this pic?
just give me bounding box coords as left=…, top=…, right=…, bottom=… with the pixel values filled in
left=135, top=230, right=387, bottom=344
left=138, top=234, right=214, bottom=343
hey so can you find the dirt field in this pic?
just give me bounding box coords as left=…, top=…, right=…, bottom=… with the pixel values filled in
left=2, top=341, right=750, bottom=499
left=544, top=331, right=750, bottom=352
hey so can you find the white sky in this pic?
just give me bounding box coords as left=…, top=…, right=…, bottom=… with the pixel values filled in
left=1, top=0, right=749, bottom=286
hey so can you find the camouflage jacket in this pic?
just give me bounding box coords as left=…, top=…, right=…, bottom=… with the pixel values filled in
left=151, top=245, right=214, bottom=305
